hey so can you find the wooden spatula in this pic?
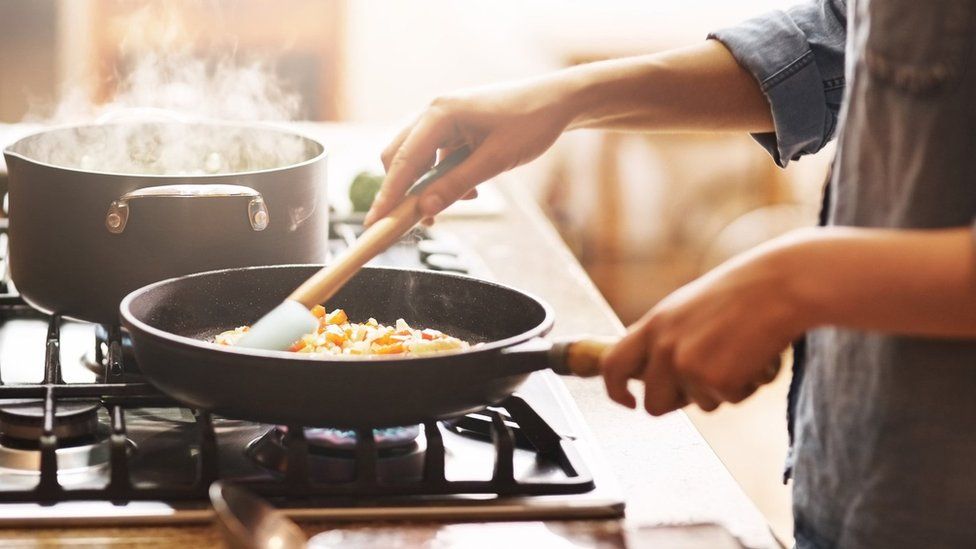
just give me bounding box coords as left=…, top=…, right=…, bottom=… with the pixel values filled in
left=236, top=147, right=471, bottom=351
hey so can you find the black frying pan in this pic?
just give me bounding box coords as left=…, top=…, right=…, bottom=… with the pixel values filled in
left=120, top=265, right=611, bottom=428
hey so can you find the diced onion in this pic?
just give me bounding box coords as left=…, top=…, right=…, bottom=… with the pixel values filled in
left=215, top=308, right=469, bottom=357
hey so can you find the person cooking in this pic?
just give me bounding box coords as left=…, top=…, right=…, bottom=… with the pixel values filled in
left=365, top=1, right=976, bottom=547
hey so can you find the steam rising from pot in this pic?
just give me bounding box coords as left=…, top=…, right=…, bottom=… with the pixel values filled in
left=10, top=122, right=320, bottom=176
left=18, top=3, right=309, bottom=175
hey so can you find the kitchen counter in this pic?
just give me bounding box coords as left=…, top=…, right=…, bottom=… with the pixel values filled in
left=0, top=123, right=778, bottom=548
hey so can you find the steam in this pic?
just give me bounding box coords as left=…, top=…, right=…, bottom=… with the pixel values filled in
left=11, top=122, right=317, bottom=175
left=15, top=3, right=310, bottom=175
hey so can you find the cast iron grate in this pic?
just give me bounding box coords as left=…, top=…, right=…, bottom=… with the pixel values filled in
left=0, top=303, right=595, bottom=504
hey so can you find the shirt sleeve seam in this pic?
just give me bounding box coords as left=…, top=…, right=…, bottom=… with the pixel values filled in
left=761, top=51, right=816, bottom=92
left=823, top=76, right=846, bottom=91
left=818, top=111, right=838, bottom=150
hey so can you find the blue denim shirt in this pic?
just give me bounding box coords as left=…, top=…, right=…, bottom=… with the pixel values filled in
left=711, top=1, right=976, bottom=547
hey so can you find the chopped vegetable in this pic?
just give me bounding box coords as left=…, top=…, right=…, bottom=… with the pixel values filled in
left=349, top=171, right=384, bottom=212
left=324, top=324, right=346, bottom=345
left=373, top=342, right=405, bottom=355
left=214, top=308, right=469, bottom=357
left=325, top=309, right=347, bottom=325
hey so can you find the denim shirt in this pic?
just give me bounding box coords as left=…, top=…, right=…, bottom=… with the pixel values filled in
left=711, top=1, right=976, bottom=547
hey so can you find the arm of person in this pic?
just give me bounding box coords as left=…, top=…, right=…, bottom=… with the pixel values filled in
left=601, top=226, right=976, bottom=415
left=788, top=226, right=976, bottom=338
left=367, top=0, right=848, bottom=224
left=561, top=40, right=774, bottom=133
left=365, top=40, right=771, bottom=225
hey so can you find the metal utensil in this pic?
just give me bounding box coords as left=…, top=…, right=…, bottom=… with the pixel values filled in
left=210, top=481, right=307, bottom=549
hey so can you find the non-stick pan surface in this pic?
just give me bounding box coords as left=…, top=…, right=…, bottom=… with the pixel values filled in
left=121, top=265, right=555, bottom=428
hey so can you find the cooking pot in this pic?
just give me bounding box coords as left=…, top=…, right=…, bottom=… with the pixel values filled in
left=2, top=122, right=328, bottom=324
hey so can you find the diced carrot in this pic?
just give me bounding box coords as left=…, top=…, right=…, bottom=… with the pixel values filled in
left=326, top=309, right=348, bottom=325
left=421, top=329, right=440, bottom=340
left=288, top=340, right=307, bottom=352
left=373, top=342, right=405, bottom=354
left=311, top=305, right=326, bottom=318
left=325, top=324, right=346, bottom=345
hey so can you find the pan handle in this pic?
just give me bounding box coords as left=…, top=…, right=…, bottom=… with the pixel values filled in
left=106, top=184, right=269, bottom=234
left=498, top=336, right=619, bottom=378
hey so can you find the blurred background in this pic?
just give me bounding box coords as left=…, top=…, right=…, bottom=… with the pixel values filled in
left=0, top=0, right=834, bottom=541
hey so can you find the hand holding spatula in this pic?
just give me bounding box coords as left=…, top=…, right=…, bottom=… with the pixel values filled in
left=236, top=147, right=471, bottom=351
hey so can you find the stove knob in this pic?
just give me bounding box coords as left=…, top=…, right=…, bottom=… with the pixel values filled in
left=417, top=239, right=460, bottom=261
left=423, top=253, right=468, bottom=273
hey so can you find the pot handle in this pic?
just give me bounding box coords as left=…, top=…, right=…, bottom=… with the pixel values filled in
left=106, top=184, right=269, bottom=234
left=499, top=336, right=619, bottom=378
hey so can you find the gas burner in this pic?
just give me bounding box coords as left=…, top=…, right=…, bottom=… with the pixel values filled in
left=0, top=425, right=112, bottom=481
left=246, top=426, right=426, bottom=483
left=0, top=400, right=119, bottom=486
left=0, top=399, right=101, bottom=442
left=299, top=425, right=421, bottom=452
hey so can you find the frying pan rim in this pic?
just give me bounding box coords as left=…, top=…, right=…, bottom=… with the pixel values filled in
left=2, top=120, right=326, bottom=178
left=119, top=264, right=556, bottom=366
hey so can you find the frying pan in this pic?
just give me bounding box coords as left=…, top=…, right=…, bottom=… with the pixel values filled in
left=120, top=265, right=613, bottom=428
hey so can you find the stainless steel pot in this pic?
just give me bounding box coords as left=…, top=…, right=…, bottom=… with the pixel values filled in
left=2, top=122, right=329, bottom=324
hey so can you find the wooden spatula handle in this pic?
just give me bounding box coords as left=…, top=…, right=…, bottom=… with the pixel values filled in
left=288, top=196, right=422, bottom=308
left=288, top=147, right=472, bottom=308
left=548, top=336, right=619, bottom=377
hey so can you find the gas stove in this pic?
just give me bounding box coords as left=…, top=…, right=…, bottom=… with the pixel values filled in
left=0, top=215, right=624, bottom=526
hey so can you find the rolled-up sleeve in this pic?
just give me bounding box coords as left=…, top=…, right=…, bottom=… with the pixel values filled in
left=709, top=0, right=847, bottom=166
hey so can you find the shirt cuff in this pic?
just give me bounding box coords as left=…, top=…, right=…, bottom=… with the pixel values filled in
left=709, top=11, right=832, bottom=167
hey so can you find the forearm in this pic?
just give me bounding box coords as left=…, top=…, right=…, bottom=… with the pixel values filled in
left=557, top=40, right=773, bottom=133
left=783, top=227, right=976, bottom=339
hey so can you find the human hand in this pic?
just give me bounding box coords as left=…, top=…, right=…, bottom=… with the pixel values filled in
left=601, top=233, right=812, bottom=415
left=364, top=77, right=579, bottom=226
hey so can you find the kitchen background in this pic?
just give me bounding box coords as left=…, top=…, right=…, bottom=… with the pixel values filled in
left=0, top=0, right=834, bottom=540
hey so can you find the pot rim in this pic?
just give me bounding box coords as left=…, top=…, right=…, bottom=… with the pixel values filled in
left=2, top=120, right=327, bottom=178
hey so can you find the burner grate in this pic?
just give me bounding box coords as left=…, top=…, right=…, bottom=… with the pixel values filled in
left=0, top=309, right=595, bottom=504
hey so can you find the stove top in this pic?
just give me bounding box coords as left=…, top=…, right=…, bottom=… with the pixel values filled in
left=0, top=215, right=624, bottom=526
